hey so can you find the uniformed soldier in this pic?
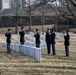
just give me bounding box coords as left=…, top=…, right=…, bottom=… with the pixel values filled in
left=34, top=29, right=40, bottom=48
left=51, top=30, right=56, bottom=55
left=63, top=30, right=70, bottom=57
left=19, top=27, right=25, bottom=45
left=45, top=28, right=51, bottom=54
left=5, top=29, right=12, bottom=54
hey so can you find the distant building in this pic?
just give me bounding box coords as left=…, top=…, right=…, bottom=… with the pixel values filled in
left=9, top=0, right=35, bottom=8
left=10, top=0, right=25, bottom=9
left=3, top=0, right=10, bottom=10
left=1, top=0, right=36, bottom=10
left=3, top=4, right=57, bottom=16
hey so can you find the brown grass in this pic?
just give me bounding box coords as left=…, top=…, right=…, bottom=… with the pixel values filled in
left=0, top=34, right=76, bottom=75
left=0, top=25, right=54, bottom=34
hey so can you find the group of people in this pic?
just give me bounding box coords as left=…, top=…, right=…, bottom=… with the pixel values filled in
left=5, top=27, right=25, bottom=54
left=45, top=29, right=70, bottom=57
left=46, top=29, right=56, bottom=55
left=5, top=27, right=70, bottom=57
left=33, top=28, right=70, bottom=57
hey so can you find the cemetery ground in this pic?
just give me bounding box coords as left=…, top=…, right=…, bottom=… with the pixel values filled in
left=0, top=25, right=76, bottom=33
left=0, top=25, right=54, bottom=33
left=0, top=33, right=76, bottom=75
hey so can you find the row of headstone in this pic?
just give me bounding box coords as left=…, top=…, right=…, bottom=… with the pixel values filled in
left=11, top=35, right=46, bottom=49
left=30, top=32, right=75, bottom=40
left=29, top=32, right=45, bottom=39
left=11, top=35, right=18, bottom=43
left=1, top=41, right=41, bottom=62
left=29, top=31, right=62, bottom=40
left=18, top=32, right=35, bottom=42
left=24, top=41, right=45, bottom=50
left=24, top=35, right=35, bottom=42
left=29, top=32, right=46, bottom=46
left=29, top=32, right=34, bottom=36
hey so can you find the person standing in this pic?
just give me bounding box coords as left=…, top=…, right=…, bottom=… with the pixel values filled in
left=5, top=29, right=12, bottom=54
left=34, top=29, right=40, bottom=48
left=19, top=27, right=25, bottom=45
left=63, top=30, right=70, bottom=57
left=52, top=30, right=56, bottom=55
left=45, top=28, right=51, bottom=54
left=51, top=30, right=56, bottom=55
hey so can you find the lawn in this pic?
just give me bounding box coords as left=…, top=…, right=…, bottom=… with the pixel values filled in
left=0, top=25, right=54, bottom=34
left=0, top=34, right=76, bottom=75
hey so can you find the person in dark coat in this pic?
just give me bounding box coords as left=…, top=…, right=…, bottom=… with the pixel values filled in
left=45, top=28, right=51, bottom=54
left=63, top=30, right=70, bottom=57
left=51, top=30, right=56, bottom=55
left=5, top=29, right=12, bottom=54
left=19, top=27, right=25, bottom=45
left=34, top=29, right=40, bottom=48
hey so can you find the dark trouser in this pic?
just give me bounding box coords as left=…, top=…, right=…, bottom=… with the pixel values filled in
left=20, top=42, right=24, bottom=53
left=51, top=44, right=56, bottom=55
left=21, top=42, right=24, bottom=45
left=36, top=43, right=40, bottom=48
left=65, top=45, right=69, bottom=56
left=7, top=43, right=11, bottom=54
left=46, top=43, right=51, bottom=54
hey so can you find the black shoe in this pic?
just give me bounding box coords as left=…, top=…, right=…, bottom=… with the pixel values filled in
left=66, top=55, right=69, bottom=57
left=48, top=53, right=50, bottom=55
left=7, top=52, right=11, bottom=54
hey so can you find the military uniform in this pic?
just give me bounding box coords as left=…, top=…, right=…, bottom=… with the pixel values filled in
left=5, top=32, right=12, bottom=53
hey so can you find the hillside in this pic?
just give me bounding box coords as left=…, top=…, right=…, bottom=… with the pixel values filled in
left=0, top=34, right=76, bottom=75
left=0, top=25, right=76, bottom=34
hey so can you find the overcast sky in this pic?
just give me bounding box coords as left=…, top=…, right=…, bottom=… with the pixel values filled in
left=2, top=0, right=60, bottom=10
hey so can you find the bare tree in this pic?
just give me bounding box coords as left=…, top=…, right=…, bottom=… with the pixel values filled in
left=3, top=0, right=76, bottom=33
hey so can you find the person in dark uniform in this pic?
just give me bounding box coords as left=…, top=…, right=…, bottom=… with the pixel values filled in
left=51, top=30, right=56, bottom=55
left=63, top=30, right=70, bottom=57
left=34, top=29, right=40, bottom=48
left=5, top=29, right=12, bottom=54
left=19, top=27, right=25, bottom=45
left=45, top=28, right=51, bottom=54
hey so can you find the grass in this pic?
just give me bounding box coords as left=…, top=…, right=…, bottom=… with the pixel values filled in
left=0, top=24, right=76, bottom=34
left=0, top=25, right=54, bottom=34
left=0, top=34, right=76, bottom=75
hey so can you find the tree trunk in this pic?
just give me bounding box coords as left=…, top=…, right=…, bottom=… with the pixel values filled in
left=28, top=0, right=32, bottom=31
left=42, top=15, right=45, bottom=34
left=29, top=14, right=32, bottom=30
left=15, top=14, right=18, bottom=33
left=15, top=20, right=18, bottom=34
left=42, top=5, right=45, bottom=34
left=55, top=16, right=58, bottom=32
